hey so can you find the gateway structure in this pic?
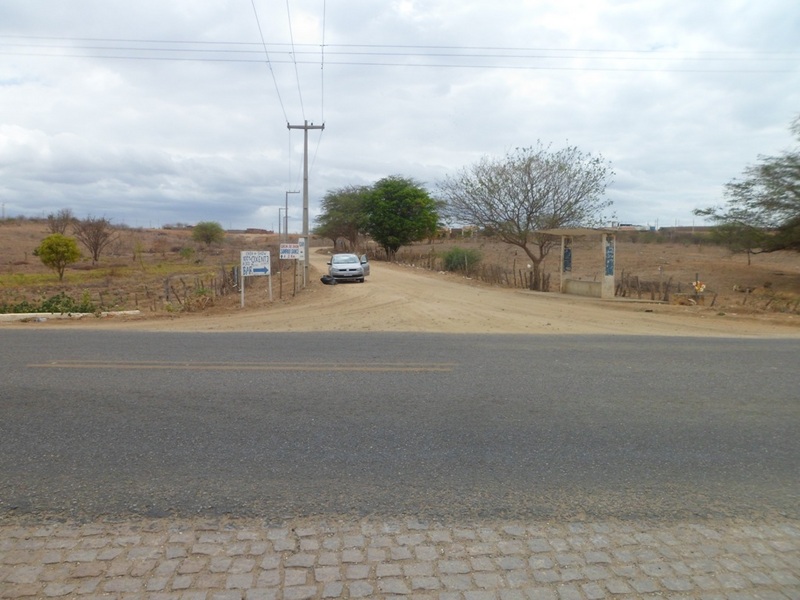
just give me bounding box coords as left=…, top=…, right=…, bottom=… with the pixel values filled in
left=538, top=228, right=617, bottom=299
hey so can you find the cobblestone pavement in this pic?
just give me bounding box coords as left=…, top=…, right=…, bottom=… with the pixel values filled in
left=1, top=517, right=799, bottom=599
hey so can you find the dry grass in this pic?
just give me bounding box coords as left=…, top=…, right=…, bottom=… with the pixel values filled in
left=397, top=232, right=800, bottom=315
left=2, top=219, right=800, bottom=317
left=0, top=220, right=296, bottom=314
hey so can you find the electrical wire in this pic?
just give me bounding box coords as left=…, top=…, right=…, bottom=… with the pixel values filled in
left=3, top=35, right=796, bottom=58
left=284, top=0, right=306, bottom=121
left=320, top=0, right=327, bottom=123
left=249, top=0, right=289, bottom=124
left=1, top=49, right=792, bottom=73
left=309, top=128, right=324, bottom=182
left=1, top=36, right=796, bottom=72
left=313, top=0, right=327, bottom=179
left=2, top=43, right=795, bottom=63
left=286, top=126, right=299, bottom=204
left=281, top=0, right=327, bottom=196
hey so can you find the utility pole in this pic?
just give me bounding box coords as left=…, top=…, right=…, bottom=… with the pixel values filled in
left=284, top=190, right=299, bottom=242
left=287, top=120, right=324, bottom=286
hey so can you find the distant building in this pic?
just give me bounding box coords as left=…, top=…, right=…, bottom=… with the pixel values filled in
left=611, top=222, right=650, bottom=231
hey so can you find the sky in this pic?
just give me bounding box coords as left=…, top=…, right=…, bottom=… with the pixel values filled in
left=1, top=0, right=798, bottom=232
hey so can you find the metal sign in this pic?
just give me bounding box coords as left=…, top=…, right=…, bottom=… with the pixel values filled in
left=240, top=250, right=272, bottom=307
left=279, top=244, right=301, bottom=260
left=241, top=250, right=270, bottom=277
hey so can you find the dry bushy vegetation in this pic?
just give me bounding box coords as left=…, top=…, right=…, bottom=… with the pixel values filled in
left=396, top=230, right=800, bottom=315
left=0, top=218, right=303, bottom=315
left=2, top=218, right=800, bottom=317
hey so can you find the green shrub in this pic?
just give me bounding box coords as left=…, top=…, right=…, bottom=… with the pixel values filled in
left=35, top=233, right=81, bottom=281
left=0, top=291, right=98, bottom=314
left=0, top=299, right=36, bottom=313
left=191, top=221, right=225, bottom=246
left=39, top=291, right=98, bottom=313
left=442, top=247, right=482, bottom=273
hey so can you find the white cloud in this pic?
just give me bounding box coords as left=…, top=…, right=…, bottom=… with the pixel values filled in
left=0, top=0, right=798, bottom=229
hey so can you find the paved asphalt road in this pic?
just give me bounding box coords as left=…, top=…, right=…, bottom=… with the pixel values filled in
left=1, top=330, right=798, bottom=523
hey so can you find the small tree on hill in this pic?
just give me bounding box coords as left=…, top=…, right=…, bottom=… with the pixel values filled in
left=46, top=208, right=76, bottom=234
left=192, top=221, right=225, bottom=247
left=73, top=216, right=116, bottom=264
left=35, top=234, right=81, bottom=281
left=708, top=221, right=768, bottom=265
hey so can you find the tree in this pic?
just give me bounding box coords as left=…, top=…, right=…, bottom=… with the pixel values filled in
left=708, top=222, right=767, bottom=265
left=696, top=115, right=800, bottom=253
left=192, top=221, right=225, bottom=246
left=46, top=208, right=75, bottom=234
left=438, top=143, right=614, bottom=290
left=73, top=216, right=116, bottom=264
left=35, top=234, right=81, bottom=281
left=313, top=185, right=370, bottom=250
left=363, top=176, right=440, bottom=259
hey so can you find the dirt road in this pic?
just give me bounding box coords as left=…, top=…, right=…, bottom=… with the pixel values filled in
left=26, top=250, right=797, bottom=338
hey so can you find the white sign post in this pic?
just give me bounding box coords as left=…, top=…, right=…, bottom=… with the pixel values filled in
left=298, top=237, right=308, bottom=287
left=279, top=243, right=305, bottom=298
left=240, top=250, right=271, bottom=307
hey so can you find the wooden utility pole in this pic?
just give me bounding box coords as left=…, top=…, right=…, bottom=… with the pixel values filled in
left=287, top=121, right=324, bottom=286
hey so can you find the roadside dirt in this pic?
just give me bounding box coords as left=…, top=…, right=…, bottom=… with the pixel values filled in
left=23, top=250, right=800, bottom=338
left=3, top=218, right=799, bottom=337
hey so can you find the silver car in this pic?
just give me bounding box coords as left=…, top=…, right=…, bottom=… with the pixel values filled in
left=327, top=253, right=370, bottom=283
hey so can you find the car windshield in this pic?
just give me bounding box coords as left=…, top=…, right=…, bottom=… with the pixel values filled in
left=333, top=256, right=358, bottom=264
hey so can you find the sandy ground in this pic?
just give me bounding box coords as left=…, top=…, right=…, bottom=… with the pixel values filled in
left=13, top=250, right=800, bottom=338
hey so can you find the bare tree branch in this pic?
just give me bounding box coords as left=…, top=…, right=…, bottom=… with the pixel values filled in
left=438, top=143, right=614, bottom=290
left=73, top=216, right=117, bottom=264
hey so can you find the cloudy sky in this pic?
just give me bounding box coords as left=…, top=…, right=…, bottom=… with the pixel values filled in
left=1, top=1, right=798, bottom=232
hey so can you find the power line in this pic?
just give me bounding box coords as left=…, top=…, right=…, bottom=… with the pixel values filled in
left=320, top=0, right=327, bottom=122
left=1, top=50, right=794, bottom=74
left=314, top=0, right=327, bottom=176
left=2, top=36, right=797, bottom=65
left=284, top=0, right=306, bottom=121
left=3, top=35, right=797, bottom=58
left=3, top=43, right=796, bottom=63
left=249, top=0, right=289, bottom=124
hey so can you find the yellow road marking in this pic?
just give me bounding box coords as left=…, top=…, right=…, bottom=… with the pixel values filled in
left=28, top=361, right=456, bottom=372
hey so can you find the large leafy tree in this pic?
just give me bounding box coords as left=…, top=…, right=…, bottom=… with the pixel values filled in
left=35, top=233, right=81, bottom=281
left=363, top=176, right=440, bottom=260
left=696, top=115, right=800, bottom=253
left=438, top=143, right=613, bottom=290
left=313, top=185, right=370, bottom=250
